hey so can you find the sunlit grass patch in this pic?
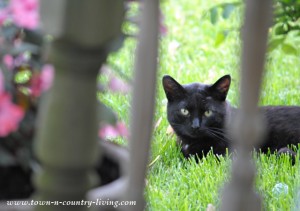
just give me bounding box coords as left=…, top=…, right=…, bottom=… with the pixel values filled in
left=104, top=0, right=300, bottom=210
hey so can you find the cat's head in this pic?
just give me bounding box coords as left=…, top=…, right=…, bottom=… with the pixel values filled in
left=162, top=75, right=231, bottom=139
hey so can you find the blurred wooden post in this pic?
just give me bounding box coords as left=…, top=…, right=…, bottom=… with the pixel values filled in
left=34, top=1, right=124, bottom=211
left=124, top=0, right=160, bottom=210
left=220, top=0, right=273, bottom=210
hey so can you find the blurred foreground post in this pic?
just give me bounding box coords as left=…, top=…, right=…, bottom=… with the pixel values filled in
left=124, top=0, right=160, bottom=210
left=34, top=1, right=124, bottom=211
left=220, top=0, right=273, bottom=210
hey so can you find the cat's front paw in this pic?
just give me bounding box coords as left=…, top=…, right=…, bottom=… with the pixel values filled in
left=181, top=144, right=190, bottom=158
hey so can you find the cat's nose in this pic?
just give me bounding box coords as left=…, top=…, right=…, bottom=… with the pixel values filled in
left=191, top=118, right=200, bottom=129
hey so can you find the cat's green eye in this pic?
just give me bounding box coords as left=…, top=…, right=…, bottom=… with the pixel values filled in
left=204, top=110, right=213, bottom=117
left=180, top=108, right=189, bottom=116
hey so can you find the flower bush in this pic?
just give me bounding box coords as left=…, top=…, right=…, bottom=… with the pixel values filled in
left=0, top=0, right=133, bottom=170
left=0, top=0, right=43, bottom=168
left=0, top=0, right=167, bottom=170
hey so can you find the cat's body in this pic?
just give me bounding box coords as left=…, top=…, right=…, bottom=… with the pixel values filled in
left=259, top=106, right=300, bottom=153
left=162, top=75, right=300, bottom=159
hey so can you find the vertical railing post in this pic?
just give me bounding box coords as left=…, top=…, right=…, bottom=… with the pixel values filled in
left=124, top=0, right=160, bottom=210
left=34, top=1, right=124, bottom=211
left=34, top=40, right=107, bottom=211
left=220, top=0, right=273, bottom=210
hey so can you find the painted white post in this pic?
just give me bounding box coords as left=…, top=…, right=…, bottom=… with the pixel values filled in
left=220, top=0, right=273, bottom=210
left=34, top=1, right=124, bottom=211
left=124, top=0, right=160, bottom=210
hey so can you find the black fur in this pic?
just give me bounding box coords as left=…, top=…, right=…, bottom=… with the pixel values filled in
left=162, top=75, right=300, bottom=160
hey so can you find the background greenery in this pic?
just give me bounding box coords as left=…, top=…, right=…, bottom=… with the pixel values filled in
left=101, top=0, right=300, bottom=210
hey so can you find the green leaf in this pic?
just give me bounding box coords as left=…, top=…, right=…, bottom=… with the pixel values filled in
left=214, top=31, right=227, bottom=47
left=19, top=87, right=31, bottom=95
left=282, top=43, right=298, bottom=55
left=210, top=7, right=219, bottom=24
left=14, top=70, right=32, bottom=84
left=222, top=4, right=236, bottom=19
left=268, top=37, right=285, bottom=52
left=274, top=24, right=288, bottom=35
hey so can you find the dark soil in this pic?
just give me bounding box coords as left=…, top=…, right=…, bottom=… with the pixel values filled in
left=0, top=166, right=33, bottom=200
left=95, top=155, right=120, bottom=186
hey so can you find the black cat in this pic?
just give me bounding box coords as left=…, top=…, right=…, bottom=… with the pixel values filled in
left=162, top=74, right=300, bottom=160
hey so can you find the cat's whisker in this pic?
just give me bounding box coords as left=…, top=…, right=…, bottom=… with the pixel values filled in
left=170, top=123, right=182, bottom=126
left=208, top=130, right=227, bottom=139
left=207, top=127, right=231, bottom=138
left=206, top=128, right=231, bottom=144
left=208, top=127, right=226, bottom=133
left=209, top=133, right=229, bottom=144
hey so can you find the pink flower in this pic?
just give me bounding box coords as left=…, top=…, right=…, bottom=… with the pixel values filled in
left=3, top=54, right=14, bottom=70
left=99, top=65, right=131, bottom=94
left=108, top=76, right=131, bottom=94
left=10, top=0, right=39, bottom=29
left=30, top=74, right=42, bottom=97
left=30, top=64, right=54, bottom=97
left=99, top=124, right=119, bottom=139
left=116, top=122, right=129, bottom=138
left=99, top=122, right=129, bottom=139
left=0, top=93, right=24, bottom=137
left=0, top=69, right=24, bottom=136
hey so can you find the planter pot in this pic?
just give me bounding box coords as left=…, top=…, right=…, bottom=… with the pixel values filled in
left=0, top=141, right=129, bottom=211
left=87, top=141, right=129, bottom=211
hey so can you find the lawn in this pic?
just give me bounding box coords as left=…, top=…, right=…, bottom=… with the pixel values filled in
left=101, top=0, right=300, bottom=210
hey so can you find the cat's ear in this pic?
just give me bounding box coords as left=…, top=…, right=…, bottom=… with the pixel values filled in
left=162, top=75, right=186, bottom=101
left=208, top=75, right=231, bottom=101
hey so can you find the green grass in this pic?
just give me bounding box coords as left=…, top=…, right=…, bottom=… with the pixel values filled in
left=101, top=0, right=300, bottom=210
